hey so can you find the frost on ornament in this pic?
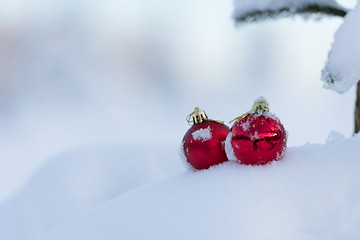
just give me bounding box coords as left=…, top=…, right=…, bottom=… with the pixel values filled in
left=182, top=107, right=229, bottom=170
left=249, top=131, right=259, bottom=141
left=239, top=118, right=251, bottom=131
left=321, top=1, right=360, bottom=93
left=191, top=126, right=212, bottom=142
left=226, top=97, right=287, bottom=165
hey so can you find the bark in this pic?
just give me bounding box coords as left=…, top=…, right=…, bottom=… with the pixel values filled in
left=355, top=81, right=360, bottom=133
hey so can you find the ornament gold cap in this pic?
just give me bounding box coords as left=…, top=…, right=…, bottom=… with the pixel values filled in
left=251, top=96, right=269, bottom=115
left=229, top=96, right=270, bottom=124
left=186, top=107, right=208, bottom=125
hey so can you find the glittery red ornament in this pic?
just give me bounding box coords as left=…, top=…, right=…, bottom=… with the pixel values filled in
left=226, top=97, right=287, bottom=165
left=182, top=108, right=229, bottom=170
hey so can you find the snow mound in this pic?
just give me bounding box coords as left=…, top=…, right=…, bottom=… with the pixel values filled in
left=322, top=1, right=360, bottom=93
left=0, top=144, right=184, bottom=240
left=37, top=135, right=360, bottom=240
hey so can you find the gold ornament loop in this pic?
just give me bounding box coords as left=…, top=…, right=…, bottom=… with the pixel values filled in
left=229, top=113, right=249, bottom=124
left=229, top=96, right=270, bottom=124
left=186, top=107, right=208, bottom=126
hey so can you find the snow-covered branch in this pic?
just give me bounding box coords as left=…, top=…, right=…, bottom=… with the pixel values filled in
left=234, top=0, right=360, bottom=95
left=234, top=0, right=347, bottom=23
left=322, top=2, right=360, bottom=93
left=235, top=4, right=347, bottom=23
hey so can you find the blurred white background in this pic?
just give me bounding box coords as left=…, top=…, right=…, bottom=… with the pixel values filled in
left=0, top=0, right=357, bottom=203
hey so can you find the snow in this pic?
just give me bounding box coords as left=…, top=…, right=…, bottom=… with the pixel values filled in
left=0, top=144, right=184, bottom=240
left=233, top=0, right=345, bottom=21
left=0, top=0, right=356, bottom=202
left=326, top=130, right=346, bottom=143
left=240, top=117, right=251, bottom=130
left=249, top=130, right=259, bottom=140
left=0, top=0, right=358, bottom=239
left=233, top=0, right=360, bottom=94
left=254, top=95, right=266, bottom=102
left=32, top=134, right=360, bottom=240
left=322, top=1, right=360, bottom=93
left=180, top=141, right=193, bottom=170
left=191, top=126, right=212, bottom=141
left=225, top=132, right=237, bottom=161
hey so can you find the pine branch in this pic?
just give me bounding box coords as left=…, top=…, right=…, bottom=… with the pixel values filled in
left=235, top=4, right=347, bottom=23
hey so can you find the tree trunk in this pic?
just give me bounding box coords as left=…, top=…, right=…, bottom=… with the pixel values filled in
left=355, top=81, right=360, bottom=134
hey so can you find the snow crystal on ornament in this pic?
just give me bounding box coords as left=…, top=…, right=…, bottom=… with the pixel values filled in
left=192, top=126, right=212, bottom=142
left=240, top=118, right=251, bottom=131
left=249, top=131, right=259, bottom=141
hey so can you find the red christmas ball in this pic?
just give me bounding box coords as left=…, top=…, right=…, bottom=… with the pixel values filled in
left=227, top=98, right=287, bottom=165
left=182, top=112, right=229, bottom=170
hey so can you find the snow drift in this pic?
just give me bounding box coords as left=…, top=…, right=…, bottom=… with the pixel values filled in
left=0, top=144, right=183, bottom=240
left=36, top=133, right=360, bottom=240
